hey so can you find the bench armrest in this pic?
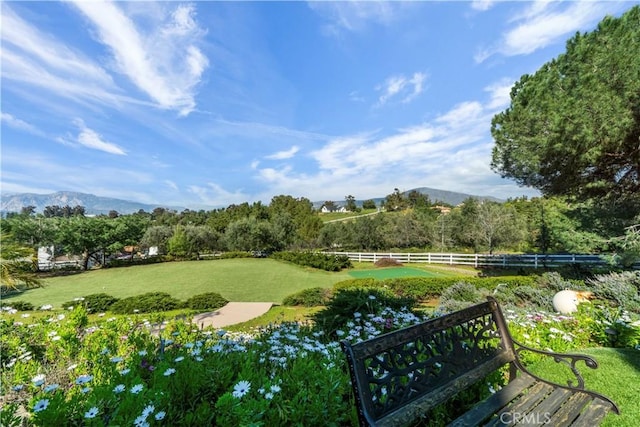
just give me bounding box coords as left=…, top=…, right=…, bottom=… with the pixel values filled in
left=510, top=339, right=620, bottom=414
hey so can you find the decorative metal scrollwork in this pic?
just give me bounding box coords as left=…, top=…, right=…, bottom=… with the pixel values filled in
left=362, top=312, right=504, bottom=418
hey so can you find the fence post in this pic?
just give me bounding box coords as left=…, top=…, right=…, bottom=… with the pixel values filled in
left=534, top=254, right=538, bottom=269
left=475, top=254, right=478, bottom=268
left=449, top=253, right=453, bottom=265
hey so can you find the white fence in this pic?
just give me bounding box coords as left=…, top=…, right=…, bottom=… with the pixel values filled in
left=323, top=252, right=625, bottom=269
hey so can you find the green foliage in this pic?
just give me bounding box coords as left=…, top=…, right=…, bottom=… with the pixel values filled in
left=184, top=292, right=229, bottom=311
left=332, top=276, right=537, bottom=302
left=282, top=287, right=333, bottom=307
left=436, top=282, right=484, bottom=313
left=61, top=293, right=119, bottom=313
left=107, top=256, right=164, bottom=268
left=491, top=6, right=640, bottom=209
left=311, top=288, right=416, bottom=337
left=271, top=251, right=352, bottom=271
left=218, top=251, right=253, bottom=259
left=2, top=300, right=34, bottom=311
left=110, top=292, right=183, bottom=314
left=0, top=232, right=42, bottom=292
left=586, top=271, right=640, bottom=313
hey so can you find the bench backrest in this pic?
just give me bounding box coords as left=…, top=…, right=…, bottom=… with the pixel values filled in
left=341, top=298, right=516, bottom=427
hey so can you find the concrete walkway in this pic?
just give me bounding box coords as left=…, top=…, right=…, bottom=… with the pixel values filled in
left=192, top=302, right=273, bottom=329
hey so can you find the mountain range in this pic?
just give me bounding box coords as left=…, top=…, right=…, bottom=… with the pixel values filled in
left=1, top=188, right=502, bottom=216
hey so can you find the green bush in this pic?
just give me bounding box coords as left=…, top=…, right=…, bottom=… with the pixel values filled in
left=272, top=251, right=352, bottom=271
left=587, top=271, right=640, bottom=313
left=219, top=251, right=253, bottom=259
left=312, top=288, right=416, bottom=337
left=3, top=300, right=34, bottom=311
left=282, top=287, right=333, bottom=307
left=331, top=276, right=536, bottom=302
left=61, top=293, right=120, bottom=313
left=332, top=278, right=378, bottom=291
left=110, top=292, right=183, bottom=314
left=184, top=292, right=229, bottom=311
left=107, top=256, right=164, bottom=268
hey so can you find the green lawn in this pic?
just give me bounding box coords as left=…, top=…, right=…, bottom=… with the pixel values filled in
left=4, top=259, right=352, bottom=307
left=528, top=347, right=640, bottom=426
left=349, top=266, right=456, bottom=280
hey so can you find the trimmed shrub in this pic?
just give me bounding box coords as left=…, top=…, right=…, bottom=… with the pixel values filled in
left=110, top=292, right=183, bottom=314
left=61, top=293, right=120, bottom=313
left=272, top=251, right=352, bottom=271
left=219, top=251, right=253, bottom=259
left=3, top=300, right=34, bottom=311
left=332, top=278, right=378, bottom=291
left=282, top=287, right=333, bottom=307
left=184, top=292, right=229, bottom=311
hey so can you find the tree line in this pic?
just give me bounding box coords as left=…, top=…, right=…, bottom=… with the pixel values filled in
left=2, top=190, right=638, bottom=271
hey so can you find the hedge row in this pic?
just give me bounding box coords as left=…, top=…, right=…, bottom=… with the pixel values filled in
left=271, top=251, right=352, bottom=271
left=332, top=276, right=537, bottom=300
left=59, top=291, right=229, bottom=314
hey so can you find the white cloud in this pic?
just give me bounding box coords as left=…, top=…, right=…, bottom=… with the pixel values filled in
left=308, top=1, right=402, bottom=36
left=187, top=182, right=250, bottom=207
left=164, top=180, right=179, bottom=191
left=471, top=0, right=496, bottom=12
left=70, top=1, right=208, bottom=115
left=73, top=119, right=127, bottom=155
left=252, top=84, right=539, bottom=201
left=476, top=1, right=625, bottom=62
left=0, top=4, right=129, bottom=107
left=484, top=78, right=514, bottom=110
left=266, top=146, right=300, bottom=160
left=1, top=113, right=44, bottom=136
left=375, top=72, right=427, bottom=107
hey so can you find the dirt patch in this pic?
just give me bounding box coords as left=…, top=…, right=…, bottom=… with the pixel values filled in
left=374, top=257, right=403, bottom=267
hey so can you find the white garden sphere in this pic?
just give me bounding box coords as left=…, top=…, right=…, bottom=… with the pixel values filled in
left=553, top=290, right=579, bottom=314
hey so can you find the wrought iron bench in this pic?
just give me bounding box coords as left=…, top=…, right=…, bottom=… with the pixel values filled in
left=341, top=296, right=619, bottom=426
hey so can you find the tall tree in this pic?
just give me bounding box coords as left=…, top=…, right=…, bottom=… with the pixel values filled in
left=491, top=6, right=640, bottom=211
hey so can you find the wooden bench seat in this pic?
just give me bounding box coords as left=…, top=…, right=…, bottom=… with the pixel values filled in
left=341, top=297, right=619, bottom=426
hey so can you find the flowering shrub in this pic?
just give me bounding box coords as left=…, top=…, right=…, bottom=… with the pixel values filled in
left=1, top=294, right=638, bottom=426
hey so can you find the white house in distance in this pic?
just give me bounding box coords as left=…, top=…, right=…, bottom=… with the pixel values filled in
left=320, top=204, right=348, bottom=213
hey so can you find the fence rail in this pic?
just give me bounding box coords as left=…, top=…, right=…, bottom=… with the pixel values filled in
left=323, top=251, right=630, bottom=269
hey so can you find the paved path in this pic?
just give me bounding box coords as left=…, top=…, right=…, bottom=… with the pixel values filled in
left=192, top=302, right=273, bottom=329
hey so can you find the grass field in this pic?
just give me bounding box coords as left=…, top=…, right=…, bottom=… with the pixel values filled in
left=3, top=259, right=352, bottom=307
left=529, top=347, right=640, bottom=426
left=349, top=266, right=452, bottom=279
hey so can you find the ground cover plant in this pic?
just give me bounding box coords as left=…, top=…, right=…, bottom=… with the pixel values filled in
left=1, top=290, right=638, bottom=426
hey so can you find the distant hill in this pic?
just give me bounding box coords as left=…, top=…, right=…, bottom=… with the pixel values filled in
left=2, top=187, right=503, bottom=216
left=403, top=187, right=503, bottom=206
left=313, top=187, right=503, bottom=209
left=0, top=191, right=182, bottom=216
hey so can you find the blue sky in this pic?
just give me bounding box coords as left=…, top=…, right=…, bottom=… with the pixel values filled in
left=1, top=1, right=635, bottom=209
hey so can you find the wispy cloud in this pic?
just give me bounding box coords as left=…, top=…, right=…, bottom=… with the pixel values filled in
left=483, top=78, right=514, bottom=110
left=188, top=182, right=250, bottom=207
left=471, top=0, right=496, bottom=12
left=69, top=1, right=208, bottom=116
left=265, top=146, right=300, bottom=160
left=375, top=72, right=427, bottom=107
left=308, top=1, right=402, bottom=36
left=72, top=119, right=127, bottom=155
left=253, top=77, right=535, bottom=201
left=475, top=1, right=625, bottom=62
left=1, top=113, right=45, bottom=136
left=0, top=4, right=127, bottom=107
